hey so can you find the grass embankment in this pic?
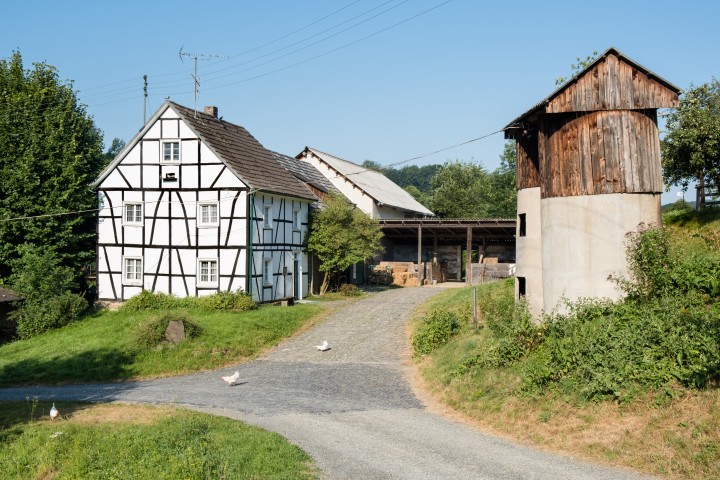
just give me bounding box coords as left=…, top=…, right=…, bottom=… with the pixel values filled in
left=0, top=300, right=325, bottom=386
left=0, top=402, right=317, bottom=479
left=412, top=206, right=720, bottom=479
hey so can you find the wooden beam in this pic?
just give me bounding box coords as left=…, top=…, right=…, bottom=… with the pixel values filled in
left=465, top=226, right=472, bottom=284
left=417, top=224, right=423, bottom=286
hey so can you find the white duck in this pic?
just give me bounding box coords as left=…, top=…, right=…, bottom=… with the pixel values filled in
left=316, top=340, right=330, bottom=351
left=221, top=371, right=241, bottom=386
left=49, top=403, right=59, bottom=420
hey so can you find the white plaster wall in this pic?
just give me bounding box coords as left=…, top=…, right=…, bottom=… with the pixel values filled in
left=516, top=187, right=544, bottom=319
left=540, top=193, right=661, bottom=314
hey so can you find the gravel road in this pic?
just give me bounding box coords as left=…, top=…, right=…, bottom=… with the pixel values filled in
left=0, top=286, right=653, bottom=479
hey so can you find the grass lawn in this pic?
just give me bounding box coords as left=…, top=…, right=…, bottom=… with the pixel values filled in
left=0, top=401, right=317, bottom=479
left=0, top=302, right=326, bottom=386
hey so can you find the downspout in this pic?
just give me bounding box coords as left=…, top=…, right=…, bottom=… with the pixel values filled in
left=247, top=191, right=255, bottom=298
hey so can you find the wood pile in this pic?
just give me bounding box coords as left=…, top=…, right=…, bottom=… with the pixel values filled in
left=369, top=262, right=419, bottom=286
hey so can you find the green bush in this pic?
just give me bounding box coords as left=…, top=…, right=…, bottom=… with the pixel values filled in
left=9, top=246, right=88, bottom=338
left=132, top=313, right=202, bottom=349
left=120, top=290, right=178, bottom=311
left=412, top=310, right=460, bottom=355
left=121, top=290, right=256, bottom=312
left=195, top=290, right=257, bottom=311
left=14, top=293, right=88, bottom=339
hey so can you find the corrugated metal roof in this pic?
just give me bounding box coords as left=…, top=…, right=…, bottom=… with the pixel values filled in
left=300, top=147, right=434, bottom=217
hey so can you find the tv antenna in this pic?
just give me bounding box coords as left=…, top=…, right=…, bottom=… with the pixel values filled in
left=179, top=46, right=226, bottom=115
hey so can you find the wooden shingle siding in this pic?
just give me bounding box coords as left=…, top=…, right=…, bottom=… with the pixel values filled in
left=540, top=110, right=662, bottom=198
left=545, top=53, right=679, bottom=114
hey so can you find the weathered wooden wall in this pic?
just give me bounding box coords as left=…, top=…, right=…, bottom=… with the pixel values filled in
left=545, top=53, right=679, bottom=113
left=539, top=109, right=662, bottom=198
left=516, top=132, right=540, bottom=190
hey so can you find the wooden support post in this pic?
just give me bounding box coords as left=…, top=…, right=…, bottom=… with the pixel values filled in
left=465, top=226, right=472, bottom=284
left=417, top=224, right=423, bottom=286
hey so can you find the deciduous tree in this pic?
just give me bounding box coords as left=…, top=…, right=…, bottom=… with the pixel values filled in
left=306, top=193, right=384, bottom=295
left=661, top=79, right=720, bottom=207
left=0, top=51, right=104, bottom=287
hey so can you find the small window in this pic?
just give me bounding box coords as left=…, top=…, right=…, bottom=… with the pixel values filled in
left=162, top=141, right=180, bottom=162
left=198, top=259, right=218, bottom=286
left=263, top=258, right=272, bottom=285
left=198, top=202, right=219, bottom=227
left=123, top=257, right=143, bottom=286
left=123, top=203, right=143, bottom=225
left=518, top=213, right=526, bottom=237
left=518, top=276, right=526, bottom=298
left=263, top=205, right=272, bottom=229
left=292, top=209, right=301, bottom=230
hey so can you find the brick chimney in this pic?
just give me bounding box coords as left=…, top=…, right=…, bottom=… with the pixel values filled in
left=204, top=106, right=218, bottom=118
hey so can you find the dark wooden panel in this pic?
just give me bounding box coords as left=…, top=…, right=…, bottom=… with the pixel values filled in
left=516, top=133, right=540, bottom=190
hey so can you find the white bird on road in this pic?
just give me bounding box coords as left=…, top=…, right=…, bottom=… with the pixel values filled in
left=316, top=340, right=330, bottom=351
left=221, top=371, right=241, bottom=386
left=49, top=403, right=59, bottom=420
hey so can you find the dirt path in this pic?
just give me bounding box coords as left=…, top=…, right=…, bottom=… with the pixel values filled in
left=0, top=287, right=653, bottom=479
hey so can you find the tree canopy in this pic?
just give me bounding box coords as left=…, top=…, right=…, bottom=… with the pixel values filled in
left=661, top=79, right=720, bottom=200
left=306, top=193, right=384, bottom=294
left=0, top=51, right=105, bottom=287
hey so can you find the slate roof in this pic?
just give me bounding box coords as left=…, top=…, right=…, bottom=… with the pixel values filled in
left=299, top=147, right=434, bottom=217
left=271, top=151, right=337, bottom=195
left=94, top=101, right=314, bottom=201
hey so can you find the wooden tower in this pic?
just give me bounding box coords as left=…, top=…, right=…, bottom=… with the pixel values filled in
left=503, top=48, right=680, bottom=318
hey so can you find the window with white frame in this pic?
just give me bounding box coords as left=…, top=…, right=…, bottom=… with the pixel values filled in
left=263, top=205, right=272, bottom=229
left=197, top=259, right=218, bottom=286
left=292, top=208, right=301, bottom=230
left=123, top=202, right=143, bottom=225
left=123, top=257, right=143, bottom=285
left=198, top=202, right=219, bottom=227
left=263, top=258, right=272, bottom=285
left=162, top=140, right=180, bottom=162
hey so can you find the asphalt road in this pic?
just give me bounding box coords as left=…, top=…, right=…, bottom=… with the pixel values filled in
left=0, top=286, right=654, bottom=479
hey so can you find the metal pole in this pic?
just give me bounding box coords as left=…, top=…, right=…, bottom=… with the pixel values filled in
left=473, top=287, right=477, bottom=332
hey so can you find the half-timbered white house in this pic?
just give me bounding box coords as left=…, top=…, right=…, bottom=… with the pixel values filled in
left=93, top=101, right=316, bottom=303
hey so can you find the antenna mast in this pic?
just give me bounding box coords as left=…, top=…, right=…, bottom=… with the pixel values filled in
left=178, top=47, right=226, bottom=116
left=143, top=75, right=148, bottom=124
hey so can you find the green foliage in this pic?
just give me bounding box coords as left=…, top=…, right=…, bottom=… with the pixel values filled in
left=306, top=193, right=384, bottom=294
left=132, top=313, right=202, bottom=349
left=120, top=290, right=177, bottom=311
left=555, top=50, right=599, bottom=85
left=195, top=290, right=257, bottom=311
left=9, top=245, right=88, bottom=338
left=14, top=293, right=88, bottom=339
left=412, top=310, right=461, bottom=355
left=120, top=289, right=257, bottom=312
left=662, top=79, right=720, bottom=191
left=0, top=51, right=105, bottom=287
left=426, top=150, right=516, bottom=218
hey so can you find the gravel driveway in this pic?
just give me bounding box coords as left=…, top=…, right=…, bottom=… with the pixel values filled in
left=0, top=286, right=653, bottom=479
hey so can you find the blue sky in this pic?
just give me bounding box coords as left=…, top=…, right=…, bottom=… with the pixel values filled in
left=3, top=0, right=718, bottom=204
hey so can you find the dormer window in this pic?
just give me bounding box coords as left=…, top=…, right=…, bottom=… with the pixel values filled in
left=162, top=141, right=180, bottom=162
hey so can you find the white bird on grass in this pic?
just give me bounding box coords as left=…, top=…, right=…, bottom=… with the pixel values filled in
left=49, top=403, right=59, bottom=420
left=221, top=371, right=241, bottom=386
left=316, top=340, right=330, bottom=351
